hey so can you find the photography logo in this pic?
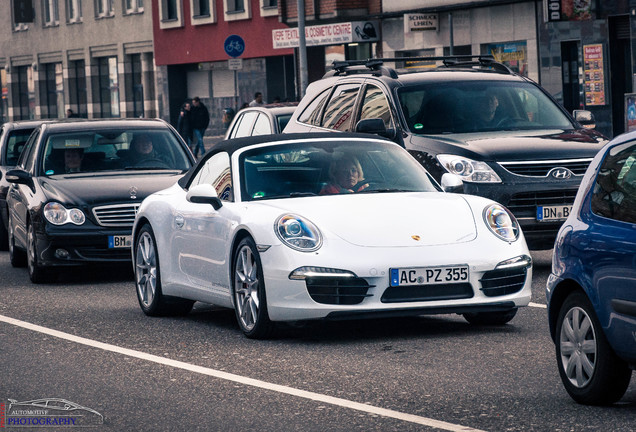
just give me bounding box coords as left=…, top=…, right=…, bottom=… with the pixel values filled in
left=2, top=398, right=103, bottom=428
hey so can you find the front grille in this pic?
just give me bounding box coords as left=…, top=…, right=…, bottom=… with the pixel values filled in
left=93, top=203, right=140, bottom=227
left=479, top=267, right=527, bottom=297
left=507, top=189, right=578, bottom=217
left=306, top=276, right=372, bottom=305
left=381, top=283, right=473, bottom=303
left=75, top=247, right=132, bottom=260
left=499, top=159, right=592, bottom=177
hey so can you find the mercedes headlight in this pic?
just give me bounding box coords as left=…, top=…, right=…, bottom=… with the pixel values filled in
left=44, top=202, right=86, bottom=226
left=437, top=155, right=501, bottom=183
left=275, top=214, right=322, bottom=252
left=483, top=204, right=519, bottom=242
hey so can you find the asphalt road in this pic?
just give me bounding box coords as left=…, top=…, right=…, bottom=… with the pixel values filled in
left=0, top=250, right=634, bottom=431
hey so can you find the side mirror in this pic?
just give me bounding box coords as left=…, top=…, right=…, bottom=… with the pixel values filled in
left=186, top=183, right=223, bottom=210
left=5, top=168, right=33, bottom=186
left=355, top=118, right=395, bottom=139
left=441, top=173, right=464, bottom=193
left=573, top=110, right=596, bottom=129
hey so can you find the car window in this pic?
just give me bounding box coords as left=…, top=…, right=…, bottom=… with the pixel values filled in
left=276, top=113, right=293, bottom=132
left=591, top=141, right=636, bottom=224
left=297, top=88, right=330, bottom=126
left=18, top=130, right=40, bottom=172
left=5, top=128, right=35, bottom=166
left=233, top=111, right=258, bottom=138
left=359, top=85, right=393, bottom=130
left=189, top=152, right=233, bottom=201
left=397, top=81, right=573, bottom=134
left=252, top=113, right=272, bottom=136
left=321, top=84, right=360, bottom=131
left=239, top=139, right=439, bottom=201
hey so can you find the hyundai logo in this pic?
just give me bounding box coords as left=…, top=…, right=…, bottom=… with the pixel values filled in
left=548, top=167, right=573, bottom=179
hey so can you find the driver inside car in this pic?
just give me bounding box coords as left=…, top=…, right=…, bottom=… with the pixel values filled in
left=125, top=133, right=168, bottom=167
left=320, top=154, right=369, bottom=195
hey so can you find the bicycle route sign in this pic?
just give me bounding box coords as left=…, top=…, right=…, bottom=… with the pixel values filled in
left=224, top=35, right=245, bottom=58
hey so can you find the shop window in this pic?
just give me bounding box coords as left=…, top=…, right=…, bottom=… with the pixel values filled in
left=321, top=84, right=360, bottom=131
left=98, top=56, right=120, bottom=118
left=67, top=0, right=82, bottom=22
left=68, top=60, right=87, bottom=117
left=191, top=0, right=215, bottom=24
left=16, top=65, right=36, bottom=120
left=159, top=0, right=183, bottom=28
left=45, top=63, right=65, bottom=118
left=124, top=0, right=143, bottom=14
left=130, top=54, right=144, bottom=118
left=224, top=0, right=250, bottom=21
left=43, top=0, right=59, bottom=26
left=482, top=41, right=528, bottom=77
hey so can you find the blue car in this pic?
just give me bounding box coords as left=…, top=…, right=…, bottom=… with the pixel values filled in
left=546, top=132, right=636, bottom=405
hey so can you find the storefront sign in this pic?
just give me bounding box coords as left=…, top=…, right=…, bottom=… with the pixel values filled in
left=583, top=44, right=605, bottom=106
left=545, top=0, right=593, bottom=22
left=272, top=21, right=379, bottom=49
left=404, top=14, right=438, bottom=32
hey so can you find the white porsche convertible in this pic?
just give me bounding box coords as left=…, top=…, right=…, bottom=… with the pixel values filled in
left=132, top=133, right=532, bottom=338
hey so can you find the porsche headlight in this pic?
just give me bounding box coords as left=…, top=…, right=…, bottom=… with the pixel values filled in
left=484, top=204, right=519, bottom=242
left=437, top=155, right=502, bottom=183
left=275, top=214, right=322, bottom=252
left=44, top=202, right=86, bottom=226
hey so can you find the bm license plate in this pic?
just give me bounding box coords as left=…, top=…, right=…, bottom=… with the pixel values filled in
left=536, top=205, right=572, bottom=222
left=390, top=265, right=469, bottom=287
left=108, top=235, right=132, bottom=249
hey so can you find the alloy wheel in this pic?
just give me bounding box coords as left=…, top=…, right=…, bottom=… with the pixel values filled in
left=135, top=231, right=157, bottom=308
left=559, top=306, right=597, bottom=388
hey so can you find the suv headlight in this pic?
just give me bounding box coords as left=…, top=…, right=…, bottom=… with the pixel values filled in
left=44, top=202, right=86, bottom=225
left=437, top=155, right=502, bottom=183
left=275, top=214, right=322, bottom=252
left=483, top=204, right=519, bottom=242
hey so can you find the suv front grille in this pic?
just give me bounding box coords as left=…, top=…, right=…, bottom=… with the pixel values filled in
left=499, top=159, right=592, bottom=176
left=507, top=189, right=578, bottom=217
left=93, top=203, right=140, bottom=227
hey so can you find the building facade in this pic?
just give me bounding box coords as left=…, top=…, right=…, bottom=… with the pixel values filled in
left=1, top=0, right=158, bottom=123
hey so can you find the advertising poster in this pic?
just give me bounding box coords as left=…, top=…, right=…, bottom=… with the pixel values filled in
left=545, top=0, right=593, bottom=21
left=625, top=94, right=636, bottom=132
left=583, top=44, right=605, bottom=106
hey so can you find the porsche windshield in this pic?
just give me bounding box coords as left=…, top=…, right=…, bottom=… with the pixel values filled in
left=42, top=129, right=191, bottom=175
left=398, top=80, right=574, bottom=134
left=240, top=140, right=440, bottom=201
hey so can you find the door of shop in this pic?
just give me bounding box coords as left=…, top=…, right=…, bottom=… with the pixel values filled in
left=609, top=15, right=632, bottom=136
left=561, top=41, right=581, bottom=114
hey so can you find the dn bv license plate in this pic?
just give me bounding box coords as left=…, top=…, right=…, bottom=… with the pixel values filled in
left=108, top=235, right=132, bottom=249
left=390, top=265, right=469, bottom=287
left=536, top=205, right=572, bottom=222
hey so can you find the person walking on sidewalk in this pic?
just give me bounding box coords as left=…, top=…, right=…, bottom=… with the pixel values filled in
left=249, top=92, right=266, bottom=107
left=177, top=101, right=193, bottom=148
left=190, top=96, right=210, bottom=158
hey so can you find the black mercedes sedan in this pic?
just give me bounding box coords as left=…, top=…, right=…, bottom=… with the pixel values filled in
left=5, top=118, right=195, bottom=283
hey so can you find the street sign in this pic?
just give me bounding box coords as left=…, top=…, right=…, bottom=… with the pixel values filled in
left=224, top=35, right=245, bottom=58
left=228, top=58, right=243, bottom=70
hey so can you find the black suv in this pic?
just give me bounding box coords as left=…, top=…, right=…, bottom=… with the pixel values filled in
left=283, top=56, right=608, bottom=249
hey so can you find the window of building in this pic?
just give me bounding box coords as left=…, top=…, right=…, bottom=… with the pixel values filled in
left=259, top=0, right=277, bottom=17
left=98, top=57, right=120, bottom=118
left=224, top=0, right=250, bottom=21
left=95, top=0, right=113, bottom=18
left=68, top=60, right=87, bottom=117
left=13, top=0, right=34, bottom=29
left=130, top=54, right=144, bottom=117
left=45, top=63, right=64, bottom=118
left=67, top=0, right=82, bottom=22
left=190, top=0, right=215, bottom=24
left=159, top=0, right=183, bottom=28
left=43, top=0, right=59, bottom=26
left=124, top=0, right=143, bottom=14
left=16, top=65, right=36, bottom=120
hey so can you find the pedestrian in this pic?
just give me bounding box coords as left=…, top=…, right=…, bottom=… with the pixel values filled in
left=240, top=102, right=249, bottom=110
left=66, top=108, right=79, bottom=118
left=248, top=92, right=266, bottom=107
left=177, top=101, right=193, bottom=147
left=222, top=107, right=235, bottom=130
left=190, top=96, right=210, bottom=158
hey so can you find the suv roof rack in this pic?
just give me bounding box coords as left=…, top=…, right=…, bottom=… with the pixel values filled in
left=323, top=55, right=514, bottom=78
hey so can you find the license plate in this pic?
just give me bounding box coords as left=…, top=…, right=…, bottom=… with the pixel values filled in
left=536, top=205, right=572, bottom=222
left=108, top=235, right=132, bottom=249
left=390, top=265, right=469, bottom=287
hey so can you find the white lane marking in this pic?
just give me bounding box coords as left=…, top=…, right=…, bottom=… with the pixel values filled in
left=0, top=314, right=485, bottom=432
left=529, top=302, right=547, bottom=309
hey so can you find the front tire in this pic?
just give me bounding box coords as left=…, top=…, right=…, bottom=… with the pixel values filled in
left=134, top=224, right=193, bottom=316
left=27, top=222, right=52, bottom=283
left=555, top=291, right=632, bottom=405
left=463, top=308, right=517, bottom=325
left=232, top=237, right=274, bottom=339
